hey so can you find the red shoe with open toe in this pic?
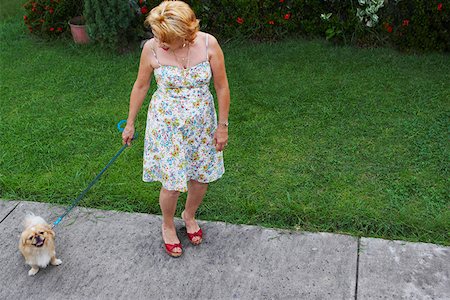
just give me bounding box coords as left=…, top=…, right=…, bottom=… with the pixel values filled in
left=182, top=211, right=203, bottom=245
left=164, top=242, right=182, bottom=257
left=162, top=226, right=182, bottom=257
left=187, top=228, right=203, bottom=246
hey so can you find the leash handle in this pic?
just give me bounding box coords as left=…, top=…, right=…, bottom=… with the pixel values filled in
left=117, top=119, right=138, bottom=141
left=117, top=120, right=127, bottom=132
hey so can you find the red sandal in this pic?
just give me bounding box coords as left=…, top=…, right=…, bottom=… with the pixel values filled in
left=187, top=228, right=203, bottom=246
left=182, top=211, right=203, bottom=245
left=162, top=226, right=183, bottom=257
left=164, top=242, right=183, bottom=257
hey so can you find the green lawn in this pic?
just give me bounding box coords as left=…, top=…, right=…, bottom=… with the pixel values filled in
left=1, top=14, right=449, bottom=245
left=0, top=0, right=23, bottom=20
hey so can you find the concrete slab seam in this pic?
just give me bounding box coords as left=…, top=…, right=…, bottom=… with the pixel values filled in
left=0, top=201, right=20, bottom=224
left=354, top=237, right=361, bottom=300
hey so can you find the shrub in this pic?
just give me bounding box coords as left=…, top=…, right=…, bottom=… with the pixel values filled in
left=83, top=0, right=136, bottom=51
left=23, top=0, right=83, bottom=37
left=79, top=0, right=449, bottom=53
left=381, top=0, right=449, bottom=52
left=132, top=0, right=158, bottom=41
left=192, top=1, right=360, bottom=44
left=191, top=0, right=302, bottom=41
left=192, top=0, right=448, bottom=52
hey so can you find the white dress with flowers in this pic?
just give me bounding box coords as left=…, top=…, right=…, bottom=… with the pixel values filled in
left=143, top=36, right=224, bottom=192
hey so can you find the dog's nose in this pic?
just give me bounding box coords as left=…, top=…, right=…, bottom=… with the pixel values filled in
left=35, top=236, right=42, bottom=243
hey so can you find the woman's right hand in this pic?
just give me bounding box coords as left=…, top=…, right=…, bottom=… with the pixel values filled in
left=122, top=124, right=135, bottom=146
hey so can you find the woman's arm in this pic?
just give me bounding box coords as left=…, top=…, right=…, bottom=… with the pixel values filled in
left=208, top=34, right=230, bottom=151
left=122, top=41, right=154, bottom=145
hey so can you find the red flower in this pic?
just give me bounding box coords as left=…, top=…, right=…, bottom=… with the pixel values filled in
left=268, top=20, right=275, bottom=25
left=437, top=3, right=443, bottom=11
left=31, top=7, right=37, bottom=12
left=23, top=15, right=28, bottom=20
left=236, top=17, right=244, bottom=24
left=141, top=6, right=148, bottom=15
left=57, top=27, right=63, bottom=32
left=139, top=0, right=144, bottom=4
left=49, top=8, right=54, bottom=14
left=279, top=0, right=285, bottom=2
left=49, top=27, right=55, bottom=31
left=283, top=13, right=291, bottom=20
left=402, top=19, right=409, bottom=26
left=141, top=6, right=148, bottom=14
left=387, top=25, right=393, bottom=33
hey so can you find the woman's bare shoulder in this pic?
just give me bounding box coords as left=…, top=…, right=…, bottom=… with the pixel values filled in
left=200, top=31, right=219, bottom=45
left=142, top=38, right=156, bottom=51
left=140, top=38, right=159, bottom=69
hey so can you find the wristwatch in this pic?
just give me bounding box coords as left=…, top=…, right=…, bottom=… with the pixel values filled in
left=218, top=121, right=229, bottom=128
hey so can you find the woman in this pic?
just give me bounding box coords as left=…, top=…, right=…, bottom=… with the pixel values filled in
left=122, top=0, right=230, bottom=257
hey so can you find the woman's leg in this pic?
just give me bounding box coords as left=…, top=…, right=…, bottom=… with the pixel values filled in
left=183, top=180, right=208, bottom=243
left=159, top=187, right=182, bottom=254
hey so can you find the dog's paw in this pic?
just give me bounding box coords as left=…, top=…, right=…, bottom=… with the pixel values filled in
left=51, top=258, right=62, bottom=266
left=28, top=268, right=39, bottom=276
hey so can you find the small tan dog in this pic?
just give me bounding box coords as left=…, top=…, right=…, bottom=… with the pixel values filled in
left=19, top=213, right=62, bottom=276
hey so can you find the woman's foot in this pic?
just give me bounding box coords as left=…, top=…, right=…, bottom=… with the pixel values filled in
left=181, top=210, right=203, bottom=245
left=162, top=225, right=182, bottom=257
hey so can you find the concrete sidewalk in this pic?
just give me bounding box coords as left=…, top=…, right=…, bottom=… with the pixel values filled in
left=0, top=200, right=448, bottom=300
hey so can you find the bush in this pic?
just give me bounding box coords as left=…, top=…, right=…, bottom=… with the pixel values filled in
left=381, top=1, right=449, bottom=52
left=191, top=0, right=299, bottom=41
left=83, top=0, right=136, bottom=51
left=23, top=0, right=83, bottom=37
left=78, top=0, right=449, bottom=53
left=132, top=0, right=157, bottom=41
left=191, top=0, right=449, bottom=52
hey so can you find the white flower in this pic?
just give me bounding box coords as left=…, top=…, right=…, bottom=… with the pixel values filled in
left=320, top=13, right=332, bottom=21
left=357, top=0, right=384, bottom=27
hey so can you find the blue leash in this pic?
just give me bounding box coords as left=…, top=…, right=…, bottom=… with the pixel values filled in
left=52, top=120, right=137, bottom=228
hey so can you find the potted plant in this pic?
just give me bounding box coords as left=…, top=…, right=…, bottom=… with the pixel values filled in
left=68, top=16, right=89, bottom=44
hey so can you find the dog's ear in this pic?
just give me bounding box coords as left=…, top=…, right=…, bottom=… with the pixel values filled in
left=20, top=232, right=30, bottom=246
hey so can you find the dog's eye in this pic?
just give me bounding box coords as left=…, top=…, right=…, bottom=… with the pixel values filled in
left=28, top=237, right=33, bottom=240
left=39, top=231, right=44, bottom=234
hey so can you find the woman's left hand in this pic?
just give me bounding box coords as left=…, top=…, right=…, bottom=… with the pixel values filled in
left=213, top=127, right=228, bottom=152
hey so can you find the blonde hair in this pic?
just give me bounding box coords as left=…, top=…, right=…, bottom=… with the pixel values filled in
left=145, top=1, right=200, bottom=44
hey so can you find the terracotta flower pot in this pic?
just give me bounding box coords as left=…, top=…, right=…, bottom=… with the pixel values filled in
left=69, top=16, right=89, bottom=44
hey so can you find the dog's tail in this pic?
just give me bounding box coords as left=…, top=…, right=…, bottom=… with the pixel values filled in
left=23, top=212, right=48, bottom=229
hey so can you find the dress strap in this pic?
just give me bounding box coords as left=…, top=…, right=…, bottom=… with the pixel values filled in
left=205, top=34, right=209, bottom=61
left=150, top=40, right=161, bottom=67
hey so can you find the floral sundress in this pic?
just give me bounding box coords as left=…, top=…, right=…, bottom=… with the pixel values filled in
left=143, top=35, right=224, bottom=192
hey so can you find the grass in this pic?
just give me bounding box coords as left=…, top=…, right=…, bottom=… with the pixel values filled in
left=1, top=12, right=449, bottom=246
left=0, top=0, right=23, bottom=20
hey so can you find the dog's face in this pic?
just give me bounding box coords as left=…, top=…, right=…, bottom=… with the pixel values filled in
left=21, top=224, right=54, bottom=249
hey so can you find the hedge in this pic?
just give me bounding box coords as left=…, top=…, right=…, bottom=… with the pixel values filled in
left=23, top=0, right=449, bottom=52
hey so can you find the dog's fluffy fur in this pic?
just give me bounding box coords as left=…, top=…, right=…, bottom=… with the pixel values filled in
left=19, top=213, right=62, bottom=276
